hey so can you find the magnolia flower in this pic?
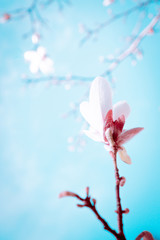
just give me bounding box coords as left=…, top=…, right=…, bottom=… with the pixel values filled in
left=24, top=46, right=54, bottom=75
left=80, top=77, right=143, bottom=164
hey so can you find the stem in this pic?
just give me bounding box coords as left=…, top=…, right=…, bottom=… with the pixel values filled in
left=87, top=201, right=119, bottom=239
left=113, top=148, right=126, bottom=240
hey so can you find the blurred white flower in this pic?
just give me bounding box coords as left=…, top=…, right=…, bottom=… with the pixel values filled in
left=78, top=23, right=86, bottom=34
left=103, top=0, right=114, bottom=7
left=24, top=46, right=54, bottom=75
left=31, top=33, right=40, bottom=44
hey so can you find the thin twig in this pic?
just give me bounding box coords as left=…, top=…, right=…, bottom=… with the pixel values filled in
left=23, top=13, right=160, bottom=84
left=59, top=188, right=120, bottom=239
left=23, top=75, right=94, bottom=84
left=102, top=13, right=160, bottom=76
left=135, top=231, right=154, bottom=240
left=80, top=0, right=158, bottom=45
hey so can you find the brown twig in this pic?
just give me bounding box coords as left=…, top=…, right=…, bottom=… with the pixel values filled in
left=59, top=187, right=120, bottom=239
left=112, top=148, right=126, bottom=240
left=135, top=230, right=154, bottom=240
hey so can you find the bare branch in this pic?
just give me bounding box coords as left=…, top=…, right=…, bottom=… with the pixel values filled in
left=23, top=13, right=160, bottom=85
left=102, top=13, right=160, bottom=76
left=59, top=187, right=120, bottom=239
left=23, top=75, right=94, bottom=84
left=80, top=0, right=158, bottom=45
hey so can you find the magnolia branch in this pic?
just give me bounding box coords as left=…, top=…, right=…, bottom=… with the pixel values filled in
left=102, top=13, right=160, bottom=76
left=59, top=187, right=119, bottom=239
left=135, top=231, right=154, bottom=240
left=112, top=148, right=126, bottom=240
left=59, top=173, right=129, bottom=239
left=80, top=0, right=159, bottom=45
left=0, top=0, right=69, bottom=34
left=23, top=75, right=94, bottom=84
left=23, top=12, right=160, bottom=85
left=59, top=146, right=130, bottom=240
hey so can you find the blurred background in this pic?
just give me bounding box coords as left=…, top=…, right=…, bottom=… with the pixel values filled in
left=0, top=0, right=160, bottom=239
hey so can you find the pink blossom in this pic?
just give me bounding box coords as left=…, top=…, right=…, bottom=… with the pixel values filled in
left=80, top=77, right=143, bottom=164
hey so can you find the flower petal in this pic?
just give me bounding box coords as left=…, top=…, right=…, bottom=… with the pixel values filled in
left=80, top=77, right=112, bottom=134
left=83, top=127, right=104, bottom=142
left=39, top=57, right=54, bottom=75
left=118, top=147, right=132, bottom=164
left=117, top=127, right=144, bottom=146
left=37, top=46, right=46, bottom=58
left=30, top=63, right=39, bottom=74
left=104, top=109, right=113, bottom=128
left=113, top=114, right=125, bottom=141
left=24, top=51, right=36, bottom=61
left=103, top=109, right=113, bottom=141
left=104, top=144, right=111, bottom=151
left=80, top=101, right=103, bottom=133
left=113, top=101, right=130, bottom=121
left=89, top=76, right=112, bottom=121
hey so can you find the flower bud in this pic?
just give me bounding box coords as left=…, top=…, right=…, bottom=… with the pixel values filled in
left=147, top=28, right=154, bottom=35
left=119, top=176, right=126, bottom=187
left=0, top=13, right=11, bottom=23
left=59, top=191, right=77, bottom=198
left=32, top=33, right=40, bottom=44
left=86, top=187, right=89, bottom=196
left=92, top=198, right=96, bottom=205
left=3, top=13, right=11, bottom=21
left=123, top=208, right=129, bottom=214
left=77, top=204, right=84, bottom=208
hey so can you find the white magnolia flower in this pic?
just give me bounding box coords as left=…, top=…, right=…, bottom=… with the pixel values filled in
left=24, top=46, right=54, bottom=75
left=80, top=76, right=143, bottom=164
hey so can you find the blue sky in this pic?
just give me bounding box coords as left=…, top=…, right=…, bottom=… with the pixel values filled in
left=0, top=0, right=160, bottom=239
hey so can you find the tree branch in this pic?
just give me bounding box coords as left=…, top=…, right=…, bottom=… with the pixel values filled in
left=23, top=13, right=160, bottom=85
left=59, top=187, right=120, bottom=239
left=135, top=231, right=154, bottom=240
left=102, top=13, right=160, bottom=76
left=112, top=148, right=126, bottom=240
left=80, top=0, right=158, bottom=45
